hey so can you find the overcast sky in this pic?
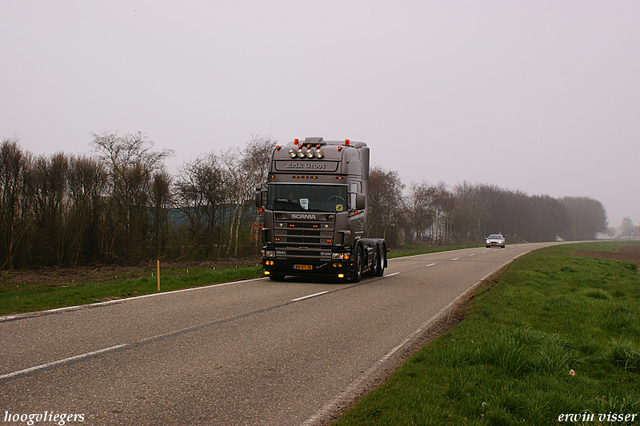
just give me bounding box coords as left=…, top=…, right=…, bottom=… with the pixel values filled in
left=2, top=1, right=638, bottom=229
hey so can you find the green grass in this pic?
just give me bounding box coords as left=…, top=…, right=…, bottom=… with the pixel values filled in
left=335, top=241, right=640, bottom=425
left=0, top=265, right=263, bottom=316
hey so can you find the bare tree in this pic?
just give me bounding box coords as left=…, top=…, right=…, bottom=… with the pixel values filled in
left=221, top=136, right=276, bottom=257
left=91, top=131, right=173, bottom=261
left=405, top=181, right=437, bottom=245
left=29, top=152, right=69, bottom=265
left=0, top=138, right=32, bottom=269
left=67, top=155, right=108, bottom=265
left=174, top=153, right=226, bottom=258
left=427, top=182, right=454, bottom=245
left=367, top=166, right=405, bottom=245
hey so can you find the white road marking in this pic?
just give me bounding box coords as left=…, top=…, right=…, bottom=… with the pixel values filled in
left=384, top=272, right=400, bottom=277
left=291, top=291, right=329, bottom=302
left=426, top=263, right=436, bottom=267
left=0, top=344, right=127, bottom=381
left=452, top=258, right=459, bottom=261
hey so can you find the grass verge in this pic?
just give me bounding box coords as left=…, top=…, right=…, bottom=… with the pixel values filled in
left=0, top=265, right=263, bottom=316
left=335, top=242, right=640, bottom=425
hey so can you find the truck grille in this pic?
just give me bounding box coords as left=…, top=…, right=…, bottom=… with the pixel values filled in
left=274, top=219, right=334, bottom=260
left=287, top=237, right=321, bottom=244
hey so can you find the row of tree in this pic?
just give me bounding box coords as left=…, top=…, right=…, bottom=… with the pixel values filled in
left=0, top=134, right=609, bottom=270
left=0, top=133, right=273, bottom=269
left=366, top=167, right=609, bottom=247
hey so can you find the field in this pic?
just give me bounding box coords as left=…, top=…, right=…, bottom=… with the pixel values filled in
left=335, top=242, right=640, bottom=425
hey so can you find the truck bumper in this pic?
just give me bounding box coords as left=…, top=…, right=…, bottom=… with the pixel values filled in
left=261, top=258, right=354, bottom=279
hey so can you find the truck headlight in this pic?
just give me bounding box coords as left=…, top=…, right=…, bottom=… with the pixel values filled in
left=265, top=250, right=276, bottom=258
left=332, top=253, right=350, bottom=260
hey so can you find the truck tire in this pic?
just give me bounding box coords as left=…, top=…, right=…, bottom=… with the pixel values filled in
left=351, top=246, right=363, bottom=282
left=369, top=248, right=379, bottom=276
left=269, top=274, right=285, bottom=281
left=374, top=246, right=384, bottom=276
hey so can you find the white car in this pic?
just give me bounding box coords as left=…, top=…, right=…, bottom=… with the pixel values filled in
left=486, top=234, right=505, bottom=248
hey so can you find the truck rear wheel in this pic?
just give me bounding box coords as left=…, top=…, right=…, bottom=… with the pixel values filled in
left=369, top=248, right=379, bottom=276
left=374, top=247, right=384, bottom=276
left=351, top=246, right=363, bottom=282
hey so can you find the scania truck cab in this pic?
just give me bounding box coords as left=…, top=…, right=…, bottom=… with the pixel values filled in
left=256, top=137, right=387, bottom=281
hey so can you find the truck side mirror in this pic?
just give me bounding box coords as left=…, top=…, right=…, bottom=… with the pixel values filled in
left=255, top=185, right=263, bottom=207
left=356, top=193, right=366, bottom=210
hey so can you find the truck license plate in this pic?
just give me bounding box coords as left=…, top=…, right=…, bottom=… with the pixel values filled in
left=293, top=264, right=313, bottom=270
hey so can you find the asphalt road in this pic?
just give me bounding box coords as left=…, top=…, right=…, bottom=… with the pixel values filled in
left=0, top=243, right=558, bottom=425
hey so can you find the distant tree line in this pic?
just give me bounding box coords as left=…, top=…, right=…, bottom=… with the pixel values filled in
left=0, top=134, right=608, bottom=269
left=367, top=166, right=608, bottom=246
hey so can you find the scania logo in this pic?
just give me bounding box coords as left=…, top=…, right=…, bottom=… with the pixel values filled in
left=291, top=214, right=317, bottom=219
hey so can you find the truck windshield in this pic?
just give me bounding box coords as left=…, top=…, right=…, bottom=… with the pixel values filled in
left=267, top=184, right=348, bottom=213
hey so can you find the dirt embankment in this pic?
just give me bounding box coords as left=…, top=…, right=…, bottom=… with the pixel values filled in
left=0, top=257, right=261, bottom=288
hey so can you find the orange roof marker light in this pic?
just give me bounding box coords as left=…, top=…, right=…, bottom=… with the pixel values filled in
left=345, top=139, right=351, bottom=146
left=294, top=139, right=300, bottom=145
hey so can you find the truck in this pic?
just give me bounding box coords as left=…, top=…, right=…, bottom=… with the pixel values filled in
left=256, top=137, right=387, bottom=282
